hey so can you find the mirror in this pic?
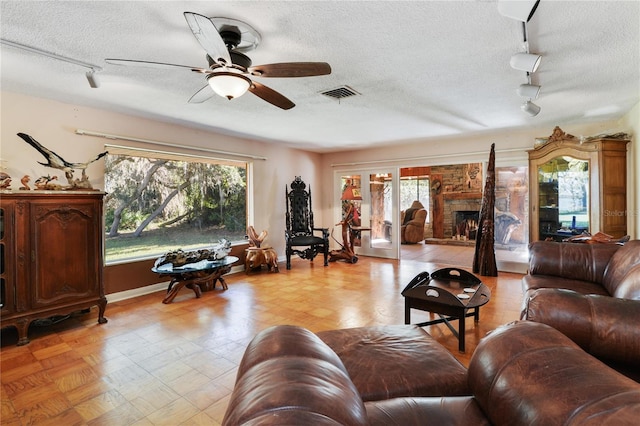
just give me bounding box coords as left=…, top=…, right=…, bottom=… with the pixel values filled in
left=537, top=156, right=589, bottom=241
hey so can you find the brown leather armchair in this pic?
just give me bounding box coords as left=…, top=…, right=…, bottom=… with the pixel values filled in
left=401, top=200, right=427, bottom=244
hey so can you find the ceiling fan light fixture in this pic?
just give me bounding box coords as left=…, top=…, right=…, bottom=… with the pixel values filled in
left=510, top=53, right=542, bottom=73
left=521, top=100, right=541, bottom=116
left=207, top=71, right=251, bottom=100
left=517, top=83, right=540, bottom=99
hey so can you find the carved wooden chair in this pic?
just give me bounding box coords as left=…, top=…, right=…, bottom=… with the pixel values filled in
left=285, top=176, right=329, bottom=270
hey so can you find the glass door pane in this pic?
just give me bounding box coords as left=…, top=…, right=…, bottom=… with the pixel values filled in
left=334, top=171, right=398, bottom=260
left=369, top=173, right=392, bottom=249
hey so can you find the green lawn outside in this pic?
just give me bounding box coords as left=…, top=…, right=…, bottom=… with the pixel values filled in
left=105, top=225, right=247, bottom=262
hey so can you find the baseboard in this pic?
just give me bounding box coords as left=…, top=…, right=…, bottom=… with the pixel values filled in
left=106, top=265, right=245, bottom=303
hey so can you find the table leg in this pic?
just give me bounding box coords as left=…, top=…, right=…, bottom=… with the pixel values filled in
left=210, top=266, right=231, bottom=290
left=458, top=314, right=466, bottom=353
left=474, top=307, right=480, bottom=323
left=404, top=299, right=411, bottom=324
left=163, top=278, right=185, bottom=304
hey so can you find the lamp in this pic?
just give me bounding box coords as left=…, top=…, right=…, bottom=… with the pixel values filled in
left=207, top=70, right=251, bottom=100
left=521, top=100, right=541, bottom=116
left=510, top=53, right=542, bottom=73
left=341, top=185, right=362, bottom=201
left=498, top=0, right=541, bottom=22
left=517, top=83, right=540, bottom=99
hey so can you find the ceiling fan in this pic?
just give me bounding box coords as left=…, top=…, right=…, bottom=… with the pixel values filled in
left=106, top=12, right=331, bottom=110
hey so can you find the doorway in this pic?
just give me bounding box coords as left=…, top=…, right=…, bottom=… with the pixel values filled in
left=335, top=171, right=399, bottom=259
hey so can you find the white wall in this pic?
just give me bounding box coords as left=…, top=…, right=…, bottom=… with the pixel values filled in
left=0, top=91, right=322, bottom=256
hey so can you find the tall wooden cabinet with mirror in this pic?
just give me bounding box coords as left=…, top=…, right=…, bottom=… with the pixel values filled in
left=0, top=191, right=107, bottom=345
left=528, top=127, right=629, bottom=242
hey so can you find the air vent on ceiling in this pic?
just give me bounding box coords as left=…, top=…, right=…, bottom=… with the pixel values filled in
left=320, top=85, right=360, bottom=100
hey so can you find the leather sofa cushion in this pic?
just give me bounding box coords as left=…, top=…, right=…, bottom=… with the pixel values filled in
left=468, top=321, right=640, bottom=426
left=366, top=396, right=490, bottom=426
left=317, top=325, right=469, bottom=401
left=522, top=274, right=610, bottom=296
left=528, top=241, right=619, bottom=284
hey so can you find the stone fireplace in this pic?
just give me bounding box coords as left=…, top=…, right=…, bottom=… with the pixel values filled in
left=453, top=210, right=480, bottom=240
left=444, top=196, right=482, bottom=239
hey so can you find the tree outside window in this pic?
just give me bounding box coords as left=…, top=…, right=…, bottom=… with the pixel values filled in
left=104, top=151, right=247, bottom=263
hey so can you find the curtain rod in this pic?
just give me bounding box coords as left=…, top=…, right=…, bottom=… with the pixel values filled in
left=331, top=147, right=525, bottom=167
left=75, top=129, right=267, bottom=161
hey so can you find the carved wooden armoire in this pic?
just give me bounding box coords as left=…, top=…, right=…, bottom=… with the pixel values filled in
left=0, top=191, right=107, bottom=345
left=528, top=127, right=629, bottom=242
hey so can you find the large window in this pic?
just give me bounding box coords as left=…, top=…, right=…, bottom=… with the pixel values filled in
left=400, top=177, right=430, bottom=222
left=104, top=148, right=248, bottom=263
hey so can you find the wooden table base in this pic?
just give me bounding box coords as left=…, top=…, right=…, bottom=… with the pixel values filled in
left=162, top=265, right=231, bottom=304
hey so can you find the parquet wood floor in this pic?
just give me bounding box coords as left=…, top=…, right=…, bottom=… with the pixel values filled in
left=1, top=245, right=524, bottom=425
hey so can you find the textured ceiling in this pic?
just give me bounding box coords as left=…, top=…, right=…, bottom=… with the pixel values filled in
left=1, top=1, right=639, bottom=153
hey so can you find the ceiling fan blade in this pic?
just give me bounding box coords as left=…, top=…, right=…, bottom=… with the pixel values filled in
left=188, top=85, right=215, bottom=104
left=106, top=58, right=206, bottom=73
left=184, top=12, right=232, bottom=66
left=248, top=62, right=331, bottom=78
left=249, top=81, right=295, bottom=110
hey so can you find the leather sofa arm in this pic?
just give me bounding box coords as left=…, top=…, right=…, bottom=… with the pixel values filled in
left=468, top=321, right=640, bottom=426
left=522, top=288, right=640, bottom=367
left=223, top=325, right=368, bottom=426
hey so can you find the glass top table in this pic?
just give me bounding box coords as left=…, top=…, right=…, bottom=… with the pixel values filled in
left=152, top=256, right=239, bottom=304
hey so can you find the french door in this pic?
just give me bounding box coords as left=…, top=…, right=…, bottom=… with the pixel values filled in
left=335, top=169, right=399, bottom=259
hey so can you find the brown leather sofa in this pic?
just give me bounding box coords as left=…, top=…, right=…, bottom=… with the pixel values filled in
left=222, top=321, right=640, bottom=425
left=400, top=200, right=427, bottom=244
left=521, top=240, right=640, bottom=381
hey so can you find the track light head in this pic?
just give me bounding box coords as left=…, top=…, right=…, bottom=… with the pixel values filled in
left=517, top=83, right=541, bottom=99
left=510, top=53, right=542, bottom=72
left=498, top=0, right=541, bottom=22
left=521, top=100, right=541, bottom=116
left=86, top=69, right=100, bottom=88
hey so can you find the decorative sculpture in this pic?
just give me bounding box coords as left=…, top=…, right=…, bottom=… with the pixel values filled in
left=0, top=172, right=11, bottom=189
left=245, top=226, right=279, bottom=273
left=153, top=239, right=232, bottom=268
left=34, top=175, right=63, bottom=190
left=19, top=175, right=30, bottom=190
left=247, top=226, right=268, bottom=248
left=16, top=132, right=107, bottom=190
left=472, top=143, right=498, bottom=276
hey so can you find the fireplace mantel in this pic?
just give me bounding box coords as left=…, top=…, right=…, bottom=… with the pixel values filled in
left=443, top=192, right=482, bottom=200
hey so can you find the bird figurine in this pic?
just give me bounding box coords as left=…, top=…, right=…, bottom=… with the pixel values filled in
left=19, top=175, right=30, bottom=190
left=0, top=172, right=11, bottom=189
left=34, top=175, right=63, bottom=190
left=16, top=133, right=107, bottom=185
